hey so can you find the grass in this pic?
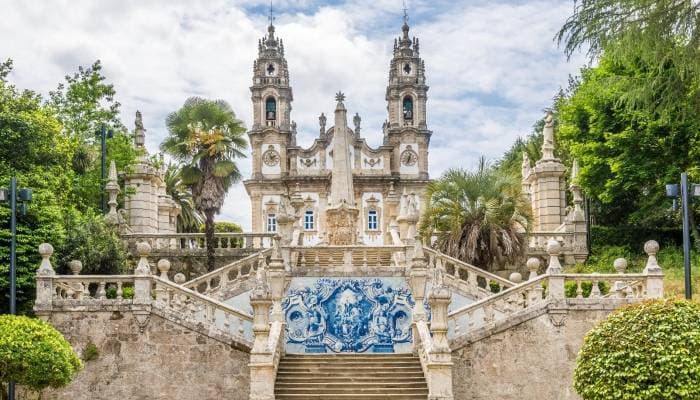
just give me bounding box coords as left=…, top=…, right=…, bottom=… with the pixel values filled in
left=564, top=245, right=700, bottom=302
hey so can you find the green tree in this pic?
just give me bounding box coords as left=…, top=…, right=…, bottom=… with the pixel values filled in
left=164, top=163, right=204, bottom=233
left=574, top=299, right=700, bottom=399
left=0, top=315, right=82, bottom=395
left=557, top=0, right=700, bottom=118
left=419, top=159, right=531, bottom=270
left=160, top=97, right=247, bottom=271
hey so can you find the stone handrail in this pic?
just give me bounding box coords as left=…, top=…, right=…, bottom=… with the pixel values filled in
left=121, top=232, right=275, bottom=252
left=415, top=319, right=434, bottom=367
left=51, top=275, right=137, bottom=301
left=184, top=248, right=273, bottom=297
left=153, top=276, right=254, bottom=343
left=447, top=275, right=548, bottom=337
left=527, top=232, right=574, bottom=252
left=423, top=248, right=513, bottom=300
left=288, top=245, right=409, bottom=270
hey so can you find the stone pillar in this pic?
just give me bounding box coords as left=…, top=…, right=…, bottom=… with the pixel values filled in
left=545, top=239, right=565, bottom=301
left=133, top=242, right=153, bottom=331
left=249, top=265, right=274, bottom=400
left=643, top=240, right=664, bottom=298
left=267, top=240, right=287, bottom=323
left=35, top=243, right=55, bottom=316
left=155, top=259, right=171, bottom=304
left=427, top=267, right=454, bottom=400
left=104, top=160, right=120, bottom=226
left=409, top=241, right=428, bottom=353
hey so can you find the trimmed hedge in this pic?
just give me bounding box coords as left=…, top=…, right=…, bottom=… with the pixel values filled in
left=574, top=299, right=700, bottom=399
left=0, top=315, right=82, bottom=390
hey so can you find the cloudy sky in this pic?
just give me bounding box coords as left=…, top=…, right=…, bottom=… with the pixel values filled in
left=2, top=0, right=585, bottom=230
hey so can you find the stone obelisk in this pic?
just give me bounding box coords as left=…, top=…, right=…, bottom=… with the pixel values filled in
left=326, top=92, right=359, bottom=245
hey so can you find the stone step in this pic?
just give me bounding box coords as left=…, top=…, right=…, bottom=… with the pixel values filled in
left=276, top=374, right=427, bottom=382
left=275, top=395, right=427, bottom=400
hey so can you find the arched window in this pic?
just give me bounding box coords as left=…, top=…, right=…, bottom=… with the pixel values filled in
left=402, top=96, right=413, bottom=121
left=367, top=209, right=378, bottom=231
left=266, top=213, right=277, bottom=232
left=304, top=210, right=315, bottom=231
left=265, top=97, right=277, bottom=121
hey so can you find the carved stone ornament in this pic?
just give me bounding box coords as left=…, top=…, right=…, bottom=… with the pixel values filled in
left=364, top=158, right=381, bottom=167
left=300, top=158, right=317, bottom=168
left=400, top=146, right=418, bottom=167
left=262, top=145, right=280, bottom=167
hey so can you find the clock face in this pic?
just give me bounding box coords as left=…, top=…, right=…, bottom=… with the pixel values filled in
left=262, top=147, right=280, bottom=166
left=400, top=148, right=418, bottom=166
left=266, top=63, right=276, bottom=76
left=403, top=62, right=412, bottom=75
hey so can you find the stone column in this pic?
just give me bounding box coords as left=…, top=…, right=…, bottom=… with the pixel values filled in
left=643, top=240, right=664, bottom=298
left=133, top=242, right=153, bottom=331
left=249, top=266, right=275, bottom=400
left=35, top=243, right=55, bottom=317
left=427, top=267, right=454, bottom=400
left=267, top=240, right=287, bottom=323
left=409, top=241, right=428, bottom=353
left=545, top=239, right=565, bottom=301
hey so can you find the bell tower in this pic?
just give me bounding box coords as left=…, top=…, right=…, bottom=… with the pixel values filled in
left=385, top=9, right=431, bottom=179
left=249, top=15, right=294, bottom=179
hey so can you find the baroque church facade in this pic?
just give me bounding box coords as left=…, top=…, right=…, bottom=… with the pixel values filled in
left=244, top=20, right=430, bottom=247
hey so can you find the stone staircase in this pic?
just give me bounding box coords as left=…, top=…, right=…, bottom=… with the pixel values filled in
left=274, top=353, right=429, bottom=399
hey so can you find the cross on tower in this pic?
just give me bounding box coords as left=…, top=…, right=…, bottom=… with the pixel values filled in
left=269, top=0, right=275, bottom=26
left=403, top=0, right=409, bottom=24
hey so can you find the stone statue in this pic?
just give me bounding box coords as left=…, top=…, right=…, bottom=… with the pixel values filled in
left=319, top=113, right=326, bottom=136
left=521, top=152, right=531, bottom=178
left=353, top=113, right=361, bottom=136
left=541, top=110, right=555, bottom=160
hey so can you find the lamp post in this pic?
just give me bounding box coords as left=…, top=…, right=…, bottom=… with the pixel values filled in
left=665, top=172, right=698, bottom=299
left=1, top=177, right=32, bottom=400
left=98, top=125, right=114, bottom=214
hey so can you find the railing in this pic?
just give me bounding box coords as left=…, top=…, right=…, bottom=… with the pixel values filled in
left=423, top=248, right=513, bottom=300
left=52, top=275, right=136, bottom=302
left=121, top=232, right=275, bottom=253
left=527, top=232, right=574, bottom=253
left=288, top=245, right=409, bottom=269
left=153, top=276, right=253, bottom=343
left=447, top=275, right=548, bottom=337
left=184, top=248, right=273, bottom=297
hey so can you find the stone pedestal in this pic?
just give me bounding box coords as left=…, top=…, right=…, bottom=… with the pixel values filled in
left=326, top=202, right=359, bottom=245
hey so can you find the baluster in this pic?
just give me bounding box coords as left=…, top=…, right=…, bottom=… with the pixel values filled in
left=590, top=277, right=601, bottom=298
left=238, top=317, right=245, bottom=336
left=328, top=250, right=334, bottom=266
left=484, top=303, right=494, bottom=324
left=314, top=251, right=320, bottom=267
left=576, top=280, right=583, bottom=299
left=453, top=264, right=459, bottom=280
left=363, top=250, right=368, bottom=269
left=97, top=281, right=107, bottom=299
left=376, top=252, right=381, bottom=268
left=453, top=317, right=461, bottom=337
left=223, top=313, right=231, bottom=331
left=300, top=251, right=306, bottom=268
left=117, top=282, right=124, bottom=300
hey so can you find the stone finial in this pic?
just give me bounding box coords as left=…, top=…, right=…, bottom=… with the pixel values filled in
left=613, top=258, right=628, bottom=274
left=135, top=242, right=151, bottom=275
left=527, top=257, right=541, bottom=280
left=643, top=240, right=662, bottom=274
left=509, top=271, right=523, bottom=283
left=68, top=260, right=83, bottom=275
left=37, top=243, right=55, bottom=276
left=545, top=239, right=562, bottom=274
left=173, top=273, right=186, bottom=284
left=157, top=259, right=171, bottom=280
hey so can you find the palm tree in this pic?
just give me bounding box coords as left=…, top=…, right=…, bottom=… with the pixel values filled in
left=419, top=159, right=531, bottom=270
left=164, top=163, right=204, bottom=233
left=161, top=97, right=247, bottom=271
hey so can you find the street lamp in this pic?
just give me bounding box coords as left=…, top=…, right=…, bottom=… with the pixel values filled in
left=1, top=177, right=32, bottom=400
left=665, top=172, right=699, bottom=299
left=98, top=126, right=114, bottom=214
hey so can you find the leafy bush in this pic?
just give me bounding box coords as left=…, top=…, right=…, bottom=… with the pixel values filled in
left=82, top=342, right=99, bottom=362
left=0, top=315, right=82, bottom=390
left=574, top=299, right=700, bottom=399
left=590, top=226, right=682, bottom=252
left=105, top=285, right=134, bottom=299
left=57, top=211, right=128, bottom=275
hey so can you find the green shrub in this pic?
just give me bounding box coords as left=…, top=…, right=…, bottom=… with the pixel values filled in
left=0, top=315, right=82, bottom=390
left=590, top=226, right=682, bottom=251
left=82, top=342, right=99, bottom=361
left=105, top=285, right=134, bottom=299
left=574, top=299, right=700, bottom=399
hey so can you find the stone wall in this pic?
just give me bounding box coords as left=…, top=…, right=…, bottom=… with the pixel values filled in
left=35, top=310, right=250, bottom=400
left=452, top=307, right=611, bottom=400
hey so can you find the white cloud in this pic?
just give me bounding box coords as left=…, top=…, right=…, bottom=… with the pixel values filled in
left=0, top=0, right=584, bottom=231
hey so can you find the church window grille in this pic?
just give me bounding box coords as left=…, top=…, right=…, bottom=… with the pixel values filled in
left=267, top=214, right=277, bottom=232
left=304, top=210, right=315, bottom=231
left=403, top=96, right=413, bottom=120
left=265, top=97, right=277, bottom=121
left=367, top=210, right=378, bottom=231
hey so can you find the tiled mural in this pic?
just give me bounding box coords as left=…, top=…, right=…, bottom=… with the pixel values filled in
left=282, top=278, right=414, bottom=353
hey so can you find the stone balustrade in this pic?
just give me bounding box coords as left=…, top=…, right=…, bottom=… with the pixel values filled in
left=288, top=245, right=409, bottom=272
left=121, top=232, right=275, bottom=254
left=35, top=242, right=254, bottom=348
left=184, top=248, right=273, bottom=298
left=447, top=239, right=664, bottom=342
left=423, top=248, right=514, bottom=300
